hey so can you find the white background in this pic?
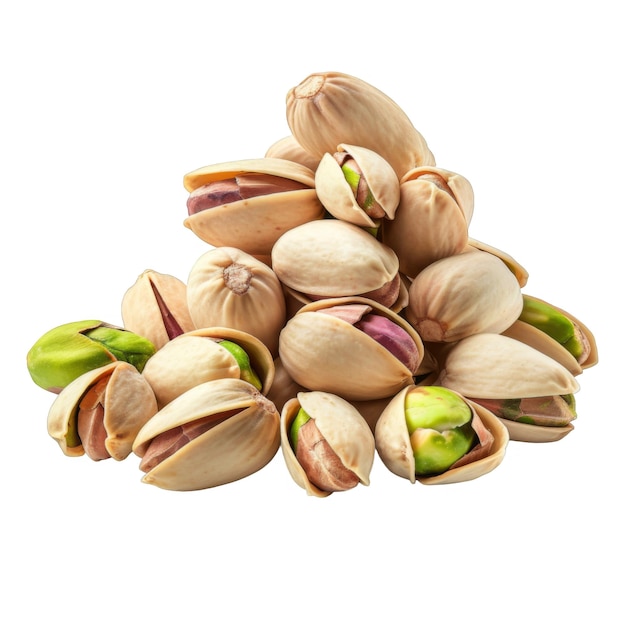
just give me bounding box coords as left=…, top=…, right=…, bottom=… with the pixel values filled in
left=2, top=2, right=622, bottom=624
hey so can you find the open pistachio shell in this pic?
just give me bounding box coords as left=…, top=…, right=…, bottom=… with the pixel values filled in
left=133, top=378, right=280, bottom=491
left=315, top=144, right=400, bottom=228
left=47, top=361, right=158, bottom=460
left=186, top=247, right=286, bottom=357
left=265, top=135, right=321, bottom=171
left=381, top=166, right=473, bottom=278
left=496, top=419, right=573, bottom=443
left=183, top=158, right=325, bottom=255
left=141, top=327, right=275, bottom=408
left=121, top=269, right=195, bottom=350
left=375, top=386, right=508, bottom=485
left=286, top=71, right=435, bottom=178
left=406, top=250, right=524, bottom=342
left=466, top=238, right=529, bottom=288
left=278, top=296, right=425, bottom=401
left=280, top=391, right=375, bottom=497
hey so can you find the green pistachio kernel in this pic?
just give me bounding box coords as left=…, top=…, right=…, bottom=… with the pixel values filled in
left=289, top=407, right=311, bottom=452
left=217, top=340, right=262, bottom=390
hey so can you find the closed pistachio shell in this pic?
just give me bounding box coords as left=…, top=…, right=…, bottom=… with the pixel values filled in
left=47, top=361, right=158, bottom=460
left=315, top=144, right=400, bottom=228
left=381, top=166, right=474, bottom=278
left=437, top=333, right=580, bottom=399
left=375, top=385, right=508, bottom=485
left=278, top=296, right=424, bottom=402
left=406, top=250, right=524, bottom=342
left=133, top=378, right=280, bottom=491
left=280, top=391, right=375, bottom=497
left=186, top=247, right=286, bottom=356
left=121, top=269, right=195, bottom=350
left=265, top=135, right=321, bottom=171
left=183, top=158, right=325, bottom=255
left=286, top=71, right=435, bottom=178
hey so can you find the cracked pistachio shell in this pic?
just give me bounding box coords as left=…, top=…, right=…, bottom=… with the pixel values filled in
left=437, top=333, right=580, bottom=400
left=141, top=327, right=275, bottom=408
left=375, top=385, right=509, bottom=485
left=278, top=296, right=425, bottom=402
left=182, top=158, right=325, bottom=255
left=286, top=71, right=435, bottom=179
left=121, top=269, right=195, bottom=350
left=47, top=361, right=158, bottom=460
left=132, top=378, right=280, bottom=491
left=280, top=391, right=376, bottom=497
left=186, top=247, right=286, bottom=357
left=271, top=219, right=402, bottom=309
left=406, top=250, right=524, bottom=342
left=265, top=135, right=321, bottom=171
left=466, top=238, right=529, bottom=288
left=315, top=144, right=400, bottom=228
left=381, top=166, right=473, bottom=278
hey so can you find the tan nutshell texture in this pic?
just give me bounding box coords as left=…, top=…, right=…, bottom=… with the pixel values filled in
left=286, top=71, right=435, bottom=178
left=265, top=135, right=321, bottom=171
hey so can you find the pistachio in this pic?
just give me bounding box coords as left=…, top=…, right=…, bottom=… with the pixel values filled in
left=182, top=158, right=325, bottom=256
left=466, top=238, right=529, bottom=288
left=47, top=361, right=158, bottom=460
left=280, top=391, right=375, bottom=497
left=286, top=71, right=435, bottom=178
left=133, top=378, right=280, bottom=491
left=375, top=384, right=509, bottom=485
left=121, top=269, right=195, bottom=350
left=27, top=320, right=156, bottom=393
left=265, top=135, right=321, bottom=172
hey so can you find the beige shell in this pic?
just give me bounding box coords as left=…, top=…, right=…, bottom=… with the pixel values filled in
left=437, top=333, right=580, bottom=399
left=265, top=135, right=321, bottom=171
left=375, top=386, right=509, bottom=485
left=406, top=250, right=524, bottom=342
left=466, top=238, right=529, bottom=288
left=133, top=378, right=280, bottom=491
left=47, top=361, right=158, bottom=460
left=183, top=158, right=325, bottom=255
left=186, top=247, right=286, bottom=356
left=278, top=296, right=425, bottom=401
left=121, top=269, right=195, bottom=350
left=381, top=166, right=474, bottom=278
left=314, top=144, right=400, bottom=228
left=286, top=71, right=435, bottom=178
left=141, top=327, right=275, bottom=408
left=280, top=391, right=375, bottom=497
left=271, top=219, right=403, bottom=310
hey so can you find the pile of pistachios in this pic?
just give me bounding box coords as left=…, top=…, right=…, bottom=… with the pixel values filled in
left=26, top=71, right=598, bottom=496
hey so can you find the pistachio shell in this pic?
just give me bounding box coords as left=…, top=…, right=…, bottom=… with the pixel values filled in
left=133, top=378, right=280, bottom=491
left=381, top=166, right=473, bottom=278
left=315, top=144, right=400, bottom=228
left=375, top=386, right=508, bottom=484
left=186, top=247, right=286, bottom=356
left=121, top=269, right=195, bottom=350
left=286, top=71, right=435, bottom=178
left=182, top=158, right=325, bottom=255
left=406, top=250, right=524, bottom=342
left=47, top=361, right=158, bottom=460
left=265, top=135, right=321, bottom=171
left=278, top=296, right=424, bottom=401
left=438, top=333, right=580, bottom=399
left=466, top=238, right=529, bottom=288
left=280, top=391, right=375, bottom=497
left=497, top=419, right=573, bottom=443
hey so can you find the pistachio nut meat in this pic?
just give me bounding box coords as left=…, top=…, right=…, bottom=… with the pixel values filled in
left=27, top=320, right=156, bottom=393
left=278, top=297, right=425, bottom=402
left=314, top=144, right=401, bottom=229
left=133, top=378, right=280, bottom=491
left=286, top=71, right=435, bottom=178
left=271, top=218, right=405, bottom=311
left=186, top=246, right=286, bottom=357
left=183, top=157, right=325, bottom=256
left=281, top=391, right=375, bottom=497
left=437, top=333, right=580, bottom=442
left=141, top=327, right=274, bottom=408
left=265, top=135, right=321, bottom=172
left=121, top=269, right=195, bottom=350
left=381, top=166, right=474, bottom=278
left=406, top=249, right=524, bottom=343
left=375, top=385, right=509, bottom=485
left=47, top=361, right=158, bottom=461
